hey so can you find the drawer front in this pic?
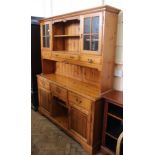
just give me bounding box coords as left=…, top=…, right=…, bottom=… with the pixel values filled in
left=65, top=54, right=79, bottom=61
left=52, top=53, right=65, bottom=59
left=42, top=51, right=51, bottom=59
left=38, top=76, right=50, bottom=90
left=68, top=92, right=91, bottom=113
left=51, top=84, right=67, bottom=102
left=80, top=55, right=101, bottom=64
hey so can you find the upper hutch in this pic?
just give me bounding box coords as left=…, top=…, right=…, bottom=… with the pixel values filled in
left=37, top=5, right=120, bottom=155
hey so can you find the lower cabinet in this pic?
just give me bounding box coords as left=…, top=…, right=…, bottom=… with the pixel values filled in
left=69, top=107, right=89, bottom=141
left=38, top=87, right=51, bottom=116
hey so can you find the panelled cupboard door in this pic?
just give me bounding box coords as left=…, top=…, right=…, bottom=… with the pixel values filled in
left=38, top=88, right=51, bottom=113
left=80, top=12, right=103, bottom=55
left=40, top=21, right=52, bottom=50
left=69, top=107, right=89, bottom=141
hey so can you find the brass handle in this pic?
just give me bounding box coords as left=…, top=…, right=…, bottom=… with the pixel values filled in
left=88, top=59, right=93, bottom=63
left=79, top=100, right=82, bottom=104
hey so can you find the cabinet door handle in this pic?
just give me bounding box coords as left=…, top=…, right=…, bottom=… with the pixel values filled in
left=81, top=34, right=83, bottom=38
left=88, top=59, right=93, bottom=63
left=70, top=56, right=74, bottom=59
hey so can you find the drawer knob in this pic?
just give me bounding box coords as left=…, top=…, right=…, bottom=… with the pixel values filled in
left=88, top=59, right=93, bottom=63
left=79, top=100, right=82, bottom=103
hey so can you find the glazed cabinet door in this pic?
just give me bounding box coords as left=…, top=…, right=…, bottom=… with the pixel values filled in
left=80, top=12, right=103, bottom=55
left=69, top=107, right=89, bottom=141
left=40, top=21, right=52, bottom=50
left=38, top=87, right=51, bottom=115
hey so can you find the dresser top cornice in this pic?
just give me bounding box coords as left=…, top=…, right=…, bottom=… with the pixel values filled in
left=40, top=5, right=120, bottom=23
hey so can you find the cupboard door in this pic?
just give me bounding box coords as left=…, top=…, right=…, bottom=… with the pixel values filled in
left=40, top=21, right=52, bottom=50
left=70, top=107, right=88, bottom=140
left=80, top=12, right=102, bottom=55
left=38, top=88, right=51, bottom=114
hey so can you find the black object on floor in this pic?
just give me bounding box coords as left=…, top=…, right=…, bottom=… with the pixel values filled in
left=31, top=16, right=43, bottom=111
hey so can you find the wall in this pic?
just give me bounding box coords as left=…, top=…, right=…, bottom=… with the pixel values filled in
left=31, top=0, right=52, bottom=17
left=51, top=0, right=103, bottom=16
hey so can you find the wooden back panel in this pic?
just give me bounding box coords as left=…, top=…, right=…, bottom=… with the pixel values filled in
left=55, top=62, right=100, bottom=87
left=53, top=20, right=80, bottom=52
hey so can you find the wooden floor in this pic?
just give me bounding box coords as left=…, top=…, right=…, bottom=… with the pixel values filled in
left=31, top=109, right=102, bottom=155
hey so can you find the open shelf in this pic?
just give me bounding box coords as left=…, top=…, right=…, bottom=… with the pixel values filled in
left=51, top=97, right=69, bottom=129
left=108, top=103, right=123, bottom=120
left=105, top=132, right=117, bottom=141
left=52, top=96, right=68, bottom=108
left=52, top=19, right=80, bottom=52
left=107, top=116, right=123, bottom=139
left=108, top=112, right=122, bottom=121
left=54, top=34, right=80, bottom=37
left=105, top=135, right=117, bottom=152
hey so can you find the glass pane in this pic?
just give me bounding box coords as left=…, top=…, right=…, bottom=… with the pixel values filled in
left=46, top=36, right=50, bottom=48
left=43, top=37, right=46, bottom=47
left=45, top=24, right=49, bottom=35
left=91, top=35, right=98, bottom=51
left=43, top=25, right=45, bottom=36
left=92, top=16, right=99, bottom=33
left=84, top=35, right=90, bottom=50
left=84, top=17, right=91, bottom=33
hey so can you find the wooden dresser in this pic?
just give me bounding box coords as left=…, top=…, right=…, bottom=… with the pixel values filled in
left=37, top=5, right=120, bottom=155
left=101, top=90, right=123, bottom=155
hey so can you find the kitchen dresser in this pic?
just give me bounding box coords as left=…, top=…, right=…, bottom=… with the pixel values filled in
left=37, top=5, right=120, bottom=155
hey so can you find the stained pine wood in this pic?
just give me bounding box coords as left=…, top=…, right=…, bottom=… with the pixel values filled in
left=39, top=74, right=100, bottom=100
left=38, top=5, right=120, bottom=155
left=70, top=107, right=88, bottom=140
left=100, top=11, right=119, bottom=93
left=55, top=62, right=100, bottom=87
left=50, top=83, right=68, bottom=103
left=68, top=91, right=91, bottom=114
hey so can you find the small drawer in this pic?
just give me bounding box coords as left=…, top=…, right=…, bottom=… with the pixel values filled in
left=80, top=55, right=101, bottom=64
left=51, top=84, right=67, bottom=102
left=68, top=92, right=91, bottom=112
left=42, top=51, right=51, bottom=59
left=52, top=53, right=65, bottom=59
left=38, top=76, right=50, bottom=90
left=65, top=54, right=79, bottom=61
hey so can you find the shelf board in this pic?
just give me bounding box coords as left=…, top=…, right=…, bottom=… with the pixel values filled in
left=106, top=125, right=123, bottom=139
left=53, top=96, right=68, bottom=108
left=106, top=132, right=117, bottom=140
left=53, top=115, right=68, bottom=129
left=108, top=112, right=123, bottom=121
left=54, top=34, right=80, bottom=37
